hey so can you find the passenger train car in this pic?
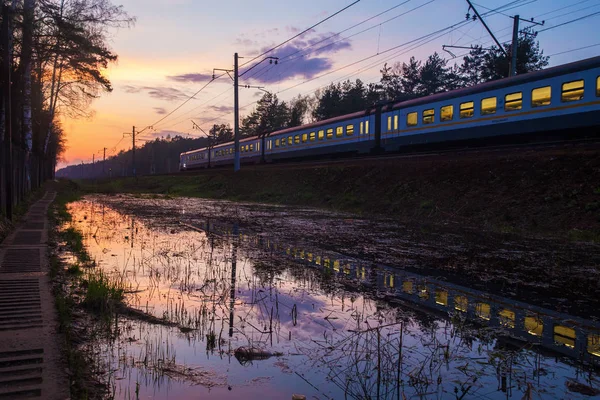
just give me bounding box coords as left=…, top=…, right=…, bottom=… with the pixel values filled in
left=180, top=56, right=600, bottom=170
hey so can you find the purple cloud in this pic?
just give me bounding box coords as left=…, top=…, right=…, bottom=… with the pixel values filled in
left=209, top=105, right=233, bottom=113
left=240, top=32, right=352, bottom=83
left=122, top=85, right=189, bottom=102
left=154, top=107, right=167, bottom=115
left=167, top=73, right=213, bottom=83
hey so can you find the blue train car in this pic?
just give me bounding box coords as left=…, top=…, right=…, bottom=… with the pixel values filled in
left=181, top=56, right=600, bottom=170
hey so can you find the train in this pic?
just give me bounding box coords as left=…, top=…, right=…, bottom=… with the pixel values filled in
left=180, top=56, right=600, bottom=170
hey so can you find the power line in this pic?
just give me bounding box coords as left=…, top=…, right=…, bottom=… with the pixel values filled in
left=137, top=77, right=220, bottom=138
left=239, top=0, right=361, bottom=69
left=537, top=10, right=600, bottom=33
left=280, top=0, right=438, bottom=65
left=547, top=42, right=600, bottom=57
left=273, top=0, right=415, bottom=64
left=158, top=0, right=540, bottom=133
left=535, top=0, right=595, bottom=18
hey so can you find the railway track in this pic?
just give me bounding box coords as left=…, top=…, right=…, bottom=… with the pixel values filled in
left=167, top=136, right=600, bottom=176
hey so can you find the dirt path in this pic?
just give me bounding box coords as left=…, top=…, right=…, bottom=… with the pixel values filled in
left=0, top=191, right=69, bottom=399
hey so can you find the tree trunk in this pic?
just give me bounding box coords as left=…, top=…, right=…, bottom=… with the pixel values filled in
left=22, top=0, right=35, bottom=190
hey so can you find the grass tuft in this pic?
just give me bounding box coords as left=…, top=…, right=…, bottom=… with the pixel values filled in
left=83, top=271, right=125, bottom=315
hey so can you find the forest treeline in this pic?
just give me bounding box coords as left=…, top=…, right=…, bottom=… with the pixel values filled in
left=57, top=28, right=548, bottom=178
left=0, top=0, right=133, bottom=218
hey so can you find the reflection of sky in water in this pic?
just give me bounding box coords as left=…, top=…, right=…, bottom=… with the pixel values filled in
left=67, top=199, right=600, bottom=399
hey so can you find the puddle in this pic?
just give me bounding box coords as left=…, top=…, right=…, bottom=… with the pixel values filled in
left=64, top=196, right=600, bottom=399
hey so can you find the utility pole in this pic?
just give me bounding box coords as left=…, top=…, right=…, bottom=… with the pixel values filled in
left=132, top=126, right=136, bottom=177
left=233, top=53, right=240, bottom=172
left=509, top=15, right=544, bottom=77
left=510, top=15, right=519, bottom=77
left=213, top=54, right=277, bottom=172
left=103, top=147, right=107, bottom=176
left=123, top=126, right=136, bottom=177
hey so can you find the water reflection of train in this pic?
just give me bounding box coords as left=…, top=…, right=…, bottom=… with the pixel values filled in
left=189, top=218, right=600, bottom=365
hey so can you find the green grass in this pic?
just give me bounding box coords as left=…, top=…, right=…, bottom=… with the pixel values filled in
left=60, top=227, right=91, bottom=263
left=83, top=271, right=125, bottom=315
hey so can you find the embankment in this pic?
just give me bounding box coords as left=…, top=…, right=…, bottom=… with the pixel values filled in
left=80, top=144, right=600, bottom=241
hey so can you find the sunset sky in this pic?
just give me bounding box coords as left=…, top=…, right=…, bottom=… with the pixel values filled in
left=61, top=0, right=600, bottom=166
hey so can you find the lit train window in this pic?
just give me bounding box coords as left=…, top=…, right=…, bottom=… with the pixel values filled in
left=309, top=132, right=316, bottom=141
left=532, top=86, right=551, bottom=107
left=360, top=122, right=364, bottom=134
left=597, top=76, right=600, bottom=97
left=365, top=120, right=370, bottom=134
left=257, top=142, right=260, bottom=151
left=434, top=289, right=448, bottom=306
left=481, top=97, right=497, bottom=115
left=336, top=126, right=343, bottom=137
left=454, top=296, right=467, bottom=312
left=418, top=285, right=429, bottom=300
left=460, top=102, right=474, bottom=118
left=423, top=109, right=435, bottom=124
left=505, top=92, right=522, bottom=111
left=268, top=140, right=272, bottom=150
left=249, top=144, right=254, bottom=152
left=326, top=129, right=333, bottom=139
left=588, top=334, right=600, bottom=357
left=346, top=124, right=354, bottom=135
left=407, top=112, right=418, bottom=127
left=562, top=80, right=584, bottom=102
left=246, top=145, right=249, bottom=152
left=280, top=139, right=285, bottom=147
left=476, top=303, right=491, bottom=320
left=318, top=130, right=325, bottom=140
left=288, top=136, right=293, bottom=145
left=554, top=325, right=576, bottom=348
left=499, top=309, right=515, bottom=328
left=387, top=116, right=392, bottom=131
left=440, top=105, right=453, bottom=121
left=402, top=280, right=414, bottom=294
left=302, top=133, right=308, bottom=143
left=294, top=135, right=300, bottom=144
left=524, top=316, right=543, bottom=336
left=394, top=115, right=399, bottom=130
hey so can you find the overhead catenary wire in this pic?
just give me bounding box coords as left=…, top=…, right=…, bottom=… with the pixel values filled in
left=145, top=2, right=363, bottom=135
left=279, top=0, right=438, bottom=66
left=238, top=0, right=361, bottom=69
left=537, top=10, right=600, bottom=33
left=272, top=0, right=415, bottom=64
left=186, top=0, right=530, bottom=131
left=155, top=0, right=558, bottom=134
left=157, top=0, right=523, bottom=134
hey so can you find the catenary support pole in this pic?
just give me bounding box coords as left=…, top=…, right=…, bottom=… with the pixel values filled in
left=234, top=53, right=240, bottom=172
left=510, top=15, right=519, bottom=77
left=132, top=126, right=136, bottom=177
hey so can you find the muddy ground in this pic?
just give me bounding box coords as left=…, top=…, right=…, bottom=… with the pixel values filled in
left=83, top=143, right=600, bottom=241
left=94, top=194, right=600, bottom=320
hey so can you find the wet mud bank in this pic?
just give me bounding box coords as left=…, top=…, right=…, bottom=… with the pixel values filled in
left=54, top=193, right=600, bottom=399
left=83, top=144, right=600, bottom=241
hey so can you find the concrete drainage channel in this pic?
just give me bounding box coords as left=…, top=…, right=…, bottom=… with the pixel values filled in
left=0, top=193, right=68, bottom=399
